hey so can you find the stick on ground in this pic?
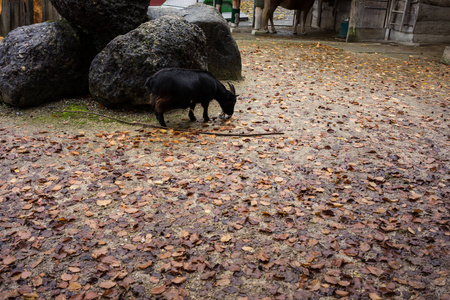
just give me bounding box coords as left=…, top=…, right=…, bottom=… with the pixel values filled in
left=58, top=110, right=284, bottom=137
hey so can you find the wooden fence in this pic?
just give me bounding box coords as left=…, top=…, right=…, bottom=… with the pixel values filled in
left=0, top=0, right=60, bottom=37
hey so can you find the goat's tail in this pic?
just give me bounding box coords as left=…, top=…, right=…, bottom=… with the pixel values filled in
left=144, top=77, right=153, bottom=92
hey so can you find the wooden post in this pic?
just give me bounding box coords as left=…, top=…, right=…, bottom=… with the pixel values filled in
left=1, top=0, right=10, bottom=37
left=346, top=0, right=357, bottom=42
left=252, top=0, right=264, bottom=34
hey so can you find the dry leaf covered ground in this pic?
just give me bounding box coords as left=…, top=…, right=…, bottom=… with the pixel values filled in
left=0, top=33, right=449, bottom=300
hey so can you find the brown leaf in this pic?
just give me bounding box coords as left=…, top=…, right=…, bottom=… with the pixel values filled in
left=200, top=271, right=216, bottom=280
left=367, top=266, right=383, bottom=277
left=68, top=267, right=81, bottom=273
left=369, top=293, right=382, bottom=300
left=3, top=255, right=16, bottom=265
left=61, top=273, right=73, bottom=281
left=137, top=260, right=153, bottom=270
left=96, top=199, right=112, bottom=207
left=20, top=270, right=32, bottom=279
left=359, top=242, right=371, bottom=253
left=99, top=280, right=116, bottom=289
left=67, top=282, right=82, bottom=292
left=31, top=258, right=43, bottom=268
left=18, top=230, right=32, bottom=240
left=84, top=291, right=100, bottom=300
left=310, top=262, right=325, bottom=270
left=216, top=277, right=231, bottom=286
left=408, top=280, right=426, bottom=289
left=164, top=156, right=174, bottom=162
left=51, top=184, right=63, bottom=191
left=308, top=279, right=321, bottom=291
left=388, top=260, right=402, bottom=270
left=172, top=276, right=187, bottom=284
left=343, top=247, right=358, bottom=256
left=92, top=247, right=108, bottom=259
left=324, top=275, right=338, bottom=285
left=123, top=244, right=137, bottom=251
left=257, top=250, right=270, bottom=262
left=220, top=234, right=232, bottom=243
left=409, top=191, right=422, bottom=201
left=151, top=285, right=166, bottom=294
left=31, top=276, right=43, bottom=287
left=124, top=208, right=139, bottom=214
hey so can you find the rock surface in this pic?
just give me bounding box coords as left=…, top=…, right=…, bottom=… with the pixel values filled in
left=441, top=46, right=450, bottom=65
left=0, top=21, right=92, bottom=107
left=147, top=7, right=182, bottom=20
left=182, top=4, right=242, bottom=80
left=50, top=0, right=149, bottom=50
left=148, top=4, right=242, bottom=80
left=89, top=16, right=208, bottom=107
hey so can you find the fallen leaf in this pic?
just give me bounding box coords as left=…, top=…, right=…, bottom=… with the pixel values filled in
left=172, top=276, right=187, bottom=284
left=99, top=280, right=116, bottom=289
left=96, top=199, right=112, bottom=207
left=151, top=285, right=166, bottom=294
left=3, top=255, right=16, bottom=265
left=67, top=282, right=82, bottom=292
left=92, top=247, right=108, bottom=259
left=257, top=250, right=270, bottom=262
left=137, top=260, right=153, bottom=270
left=369, top=293, right=382, bottom=300
left=220, top=234, right=232, bottom=243
left=367, top=266, right=384, bottom=277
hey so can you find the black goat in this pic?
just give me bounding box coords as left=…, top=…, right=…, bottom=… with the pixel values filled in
left=145, top=68, right=237, bottom=127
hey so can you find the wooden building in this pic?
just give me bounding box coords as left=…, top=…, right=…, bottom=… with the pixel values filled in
left=0, top=0, right=60, bottom=37
left=311, top=0, right=450, bottom=43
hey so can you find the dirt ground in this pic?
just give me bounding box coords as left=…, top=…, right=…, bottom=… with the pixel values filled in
left=0, top=32, right=449, bottom=300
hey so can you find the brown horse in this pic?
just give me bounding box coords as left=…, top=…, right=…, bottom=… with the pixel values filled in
left=263, top=0, right=316, bottom=35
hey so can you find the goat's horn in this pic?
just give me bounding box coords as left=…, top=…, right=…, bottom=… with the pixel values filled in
left=228, top=82, right=236, bottom=95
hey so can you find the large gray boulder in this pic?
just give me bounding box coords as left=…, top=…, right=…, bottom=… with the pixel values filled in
left=148, top=4, right=242, bottom=80
left=147, top=7, right=182, bottom=20
left=0, top=21, right=92, bottom=107
left=89, top=16, right=208, bottom=107
left=50, top=0, right=149, bottom=51
left=182, top=4, right=242, bottom=80
left=441, top=46, right=450, bottom=65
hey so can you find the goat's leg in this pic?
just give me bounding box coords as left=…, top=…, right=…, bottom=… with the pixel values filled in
left=155, top=112, right=167, bottom=127
left=189, top=102, right=197, bottom=121
left=202, top=102, right=210, bottom=122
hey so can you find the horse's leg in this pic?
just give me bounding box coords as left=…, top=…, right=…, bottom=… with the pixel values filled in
left=300, top=9, right=308, bottom=34
left=293, top=9, right=301, bottom=35
left=300, top=0, right=315, bottom=35
left=262, top=0, right=270, bottom=32
left=270, top=11, right=277, bottom=34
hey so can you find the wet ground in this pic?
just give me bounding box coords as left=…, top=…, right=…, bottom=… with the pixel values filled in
left=0, top=21, right=449, bottom=300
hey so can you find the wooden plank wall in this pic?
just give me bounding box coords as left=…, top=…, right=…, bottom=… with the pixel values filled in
left=0, top=0, right=60, bottom=37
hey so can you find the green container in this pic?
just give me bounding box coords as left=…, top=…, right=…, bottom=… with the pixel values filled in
left=337, top=20, right=349, bottom=39
left=203, top=0, right=233, bottom=12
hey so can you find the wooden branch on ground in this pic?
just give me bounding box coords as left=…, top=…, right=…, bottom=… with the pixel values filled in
left=57, top=110, right=284, bottom=137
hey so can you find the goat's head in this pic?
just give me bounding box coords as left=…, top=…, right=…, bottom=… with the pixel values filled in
left=220, top=83, right=238, bottom=119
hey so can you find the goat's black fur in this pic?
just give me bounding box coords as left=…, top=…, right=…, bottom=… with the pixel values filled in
left=145, top=68, right=237, bottom=127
